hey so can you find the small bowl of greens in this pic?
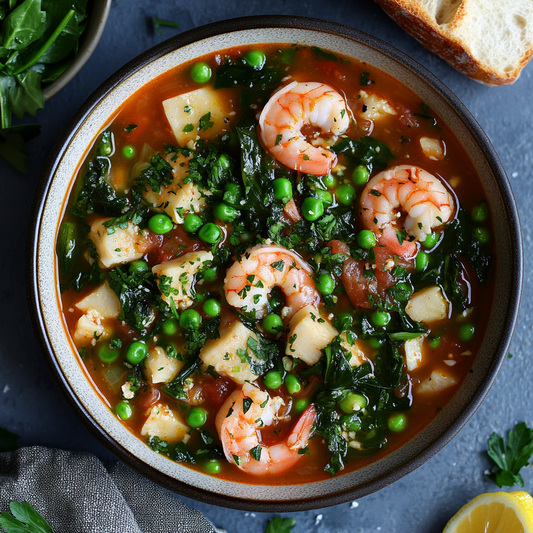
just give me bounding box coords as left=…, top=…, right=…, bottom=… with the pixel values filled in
left=0, top=0, right=111, bottom=171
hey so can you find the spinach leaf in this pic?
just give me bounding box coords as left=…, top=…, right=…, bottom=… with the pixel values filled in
left=0, top=122, right=39, bottom=171
left=162, top=356, right=202, bottom=400
left=235, top=111, right=276, bottom=232
left=331, top=136, right=395, bottom=173
left=107, top=266, right=162, bottom=336
left=1, top=0, right=45, bottom=51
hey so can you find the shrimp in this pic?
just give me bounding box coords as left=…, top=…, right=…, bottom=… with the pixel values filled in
left=224, top=243, right=320, bottom=320
left=215, top=382, right=316, bottom=476
left=360, top=165, right=454, bottom=245
left=259, top=81, right=350, bottom=176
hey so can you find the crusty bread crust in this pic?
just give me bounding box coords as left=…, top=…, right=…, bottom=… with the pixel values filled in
left=374, top=0, right=533, bottom=85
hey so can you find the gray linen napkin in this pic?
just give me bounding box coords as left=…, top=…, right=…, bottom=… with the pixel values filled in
left=0, top=446, right=219, bottom=533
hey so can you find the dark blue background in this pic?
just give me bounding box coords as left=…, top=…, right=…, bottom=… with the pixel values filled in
left=2, top=1, right=532, bottom=532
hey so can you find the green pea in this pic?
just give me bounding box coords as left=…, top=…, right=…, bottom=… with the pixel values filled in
left=415, top=251, right=429, bottom=272
left=202, top=267, right=217, bottom=282
left=357, top=229, right=376, bottom=249
left=214, top=203, right=239, bottom=223
left=285, top=374, right=301, bottom=395
left=126, top=341, right=148, bottom=364
left=474, top=227, right=491, bottom=244
left=183, top=213, right=203, bottom=233
left=98, top=343, right=120, bottom=363
left=217, top=154, right=231, bottom=170
left=245, top=49, right=266, bottom=69
left=198, top=222, right=223, bottom=244
left=149, top=214, right=173, bottom=234
left=339, top=392, right=367, bottom=414
left=203, top=299, right=221, bottom=317
left=129, top=260, right=150, bottom=274
left=263, top=313, right=283, bottom=334
left=316, top=273, right=335, bottom=295
left=423, top=232, right=439, bottom=248
left=116, top=401, right=133, bottom=420
left=340, top=414, right=362, bottom=432
left=459, top=323, right=475, bottom=341
left=294, top=398, right=310, bottom=414
left=187, top=407, right=207, bottom=428
left=123, top=145, right=135, bottom=159
left=371, top=311, right=391, bottom=327
left=322, top=174, right=337, bottom=188
left=161, top=318, right=179, bottom=336
left=273, top=178, right=293, bottom=201
left=429, top=337, right=440, bottom=349
left=335, top=312, right=353, bottom=331
left=191, top=62, right=212, bottom=83
left=388, top=413, right=407, bottom=432
left=223, top=183, right=241, bottom=205
left=352, top=165, right=370, bottom=186
left=472, top=201, right=488, bottom=222
left=368, top=337, right=382, bottom=350
left=263, top=370, right=282, bottom=389
left=336, top=184, right=356, bottom=206
left=180, top=309, right=202, bottom=330
left=204, top=459, right=222, bottom=475
left=196, top=292, right=207, bottom=303
left=240, top=231, right=254, bottom=243
left=316, top=189, right=333, bottom=205
left=302, top=197, right=324, bottom=221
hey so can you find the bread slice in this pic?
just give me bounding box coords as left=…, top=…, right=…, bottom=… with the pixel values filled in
left=374, top=0, right=533, bottom=85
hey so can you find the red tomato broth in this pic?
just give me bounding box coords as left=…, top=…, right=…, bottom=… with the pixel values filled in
left=56, top=43, right=495, bottom=485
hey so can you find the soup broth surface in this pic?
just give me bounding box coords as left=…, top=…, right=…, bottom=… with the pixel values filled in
left=57, top=43, right=494, bottom=485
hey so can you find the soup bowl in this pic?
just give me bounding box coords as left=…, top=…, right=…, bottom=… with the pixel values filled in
left=28, top=16, right=522, bottom=511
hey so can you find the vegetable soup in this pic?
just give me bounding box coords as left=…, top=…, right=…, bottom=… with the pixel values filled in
left=56, top=43, right=494, bottom=484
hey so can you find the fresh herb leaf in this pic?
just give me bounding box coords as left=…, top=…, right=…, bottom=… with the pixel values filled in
left=311, top=46, right=338, bottom=61
left=331, top=136, right=394, bottom=174
left=0, top=426, right=19, bottom=452
left=152, top=16, right=179, bottom=36
left=0, top=501, right=53, bottom=533
left=487, top=422, right=533, bottom=488
left=264, top=516, right=296, bottom=533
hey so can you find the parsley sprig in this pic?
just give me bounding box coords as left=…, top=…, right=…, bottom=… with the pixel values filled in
left=486, top=422, right=533, bottom=488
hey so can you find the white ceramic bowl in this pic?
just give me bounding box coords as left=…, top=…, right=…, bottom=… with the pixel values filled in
left=28, top=16, right=522, bottom=511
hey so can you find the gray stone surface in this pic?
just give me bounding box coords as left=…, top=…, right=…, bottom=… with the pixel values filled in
left=1, top=1, right=531, bottom=532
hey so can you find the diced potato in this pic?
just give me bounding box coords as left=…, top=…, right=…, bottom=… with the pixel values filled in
left=140, top=403, right=189, bottom=444
left=420, top=136, right=445, bottom=160
left=405, top=286, right=448, bottom=324
left=75, top=280, right=120, bottom=319
left=152, top=251, right=213, bottom=310
left=143, top=152, right=207, bottom=224
left=404, top=335, right=425, bottom=371
left=73, top=309, right=105, bottom=344
left=285, top=305, right=338, bottom=365
left=145, top=346, right=185, bottom=384
left=163, top=88, right=234, bottom=146
left=89, top=219, right=146, bottom=269
left=357, top=90, right=397, bottom=121
left=199, top=320, right=261, bottom=385
left=417, top=370, right=457, bottom=394
left=340, top=331, right=367, bottom=367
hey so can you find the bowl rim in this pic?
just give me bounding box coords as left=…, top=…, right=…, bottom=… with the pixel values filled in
left=27, top=14, right=523, bottom=511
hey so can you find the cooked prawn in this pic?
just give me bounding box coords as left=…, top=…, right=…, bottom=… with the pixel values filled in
left=224, top=243, right=320, bottom=320
left=259, top=81, right=350, bottom=176
left=360, top=165, right=454, bottom=245
left=215, top=382, right=316, bottom=476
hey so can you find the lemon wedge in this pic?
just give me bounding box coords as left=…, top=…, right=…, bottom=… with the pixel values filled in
left=443, top=491, right=533, bottom=533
